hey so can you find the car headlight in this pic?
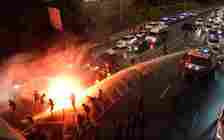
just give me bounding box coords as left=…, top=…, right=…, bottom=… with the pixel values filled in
left=186, top=63, right=193, bottom=69
left=151, top=37, right=157, bottom=42
left=209, top=34, right=215, bottom=39
left=195, top=66, right=200, bottom=71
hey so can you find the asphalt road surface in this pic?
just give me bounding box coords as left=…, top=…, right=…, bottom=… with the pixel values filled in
left=0, top=7, right=220, bottom=140
left=169, top=68, right=224, bottom=140
left=92, top=49, right=223, bottom=140
left=91, top=7, right=215, bottom=58
left=88, top=8, right=224, bottom=140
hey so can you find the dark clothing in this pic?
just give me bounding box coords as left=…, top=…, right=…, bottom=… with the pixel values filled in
left=163, top=44, right=168, bottom=55
left=8, top=100, right=16, bottom=112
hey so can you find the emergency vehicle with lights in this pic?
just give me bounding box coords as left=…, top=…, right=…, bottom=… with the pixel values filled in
left=178, top=48, right=217, bottom=80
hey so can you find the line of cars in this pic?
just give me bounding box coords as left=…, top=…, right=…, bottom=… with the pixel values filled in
left=193, top=8, right=224, bottom=52
left=178, top=8, right=224, bottom=140
left=92, top=11, right=199, bottom=77
left=102, top=11, right=198, bottom=58
left=161, top=11, right=197, bottom=25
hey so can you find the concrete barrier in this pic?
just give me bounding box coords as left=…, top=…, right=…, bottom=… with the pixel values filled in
left=81, top=50, right=187, bottom=125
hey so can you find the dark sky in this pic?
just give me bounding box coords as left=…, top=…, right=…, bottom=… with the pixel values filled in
left=0, top=0, right=48, bottom=31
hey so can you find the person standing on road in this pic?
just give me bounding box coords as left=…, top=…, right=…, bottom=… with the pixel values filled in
left=163, top=43, right=168, bottom=55
left=40, top=93, right=46, bottom=105
left=48, top=98, right=54, bottom=116
left=32, top=90, right=40, bottom=114
left=162, top=32, right=168, bottom=55
left=70, top=93, right=76, bottom=112
left=8, top=99, right=16, bottom=113
left=82, top=103, right=91, bottom=120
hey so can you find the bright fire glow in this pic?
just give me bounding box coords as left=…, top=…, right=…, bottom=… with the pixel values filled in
left=46, top=75, right=85, bottom=111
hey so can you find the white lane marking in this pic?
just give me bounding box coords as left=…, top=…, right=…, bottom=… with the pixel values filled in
left=160, top=84, right=171, bottom=99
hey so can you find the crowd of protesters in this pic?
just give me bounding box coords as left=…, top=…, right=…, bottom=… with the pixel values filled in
left=6, top=81, right=146, bottom=140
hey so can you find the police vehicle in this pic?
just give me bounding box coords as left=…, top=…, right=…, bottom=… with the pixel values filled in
left=178, top=48, right=217, bottom=80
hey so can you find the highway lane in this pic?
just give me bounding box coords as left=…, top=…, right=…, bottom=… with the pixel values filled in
left=169, top=65, right=224, bottom=140
left=90, top=47, right=222, bottom=140
left=90, top=7, right=215, bottom=58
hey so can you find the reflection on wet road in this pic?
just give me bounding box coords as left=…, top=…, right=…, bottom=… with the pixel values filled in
left=171, top=66, right=224, bottom=140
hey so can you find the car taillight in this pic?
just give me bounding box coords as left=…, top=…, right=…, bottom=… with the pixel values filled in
left=150, top=44, right=154, bottom=49
left=186, top=63, right=193, bottom=69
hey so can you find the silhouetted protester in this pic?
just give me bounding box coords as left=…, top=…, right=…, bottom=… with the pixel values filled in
left=87, top=96, right=103, bottom=115
left=97, top=89, right=106, bottom=110
left=70, top=93, right=76, bottom=112
left=8, top=99, right=16, bottom=123
left=48, top=98, right=54, bottom=116
left=114, top=120, right=122, bottom=140
left=76, top=114, right=85, bottom=140
left=32, top=90, right=40, bottom=114
left=137, top=95, right=144, bottom=114
left=8, top=99, right=16, bottom=112
left=40, top=93, right=46, bottom=105
left=131, top=58, right=135, bottom=65
left=33, top=90, right=40, bottom=104
left=98, top=88, right=112, bottom=105
left=163, top=44, right=168, bottom=55
left=82, top=104, right=91, bottom=120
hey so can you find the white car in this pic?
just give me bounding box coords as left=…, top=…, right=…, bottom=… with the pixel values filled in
left=126, top=36, right=138, bottom=45
left=135, top=32, right=145, bottom=38
left=116, top=35, right=138, bottom=48
left=145, top=21, right=168, bottom=30
left=116, top=40, right=127, bottom=48
left=212, top=23, right=221, bottom=29
left=195, top=18, right=204, bottom=26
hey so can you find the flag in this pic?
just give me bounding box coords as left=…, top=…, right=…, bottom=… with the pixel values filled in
left=48, top=7, right=63, bottom=32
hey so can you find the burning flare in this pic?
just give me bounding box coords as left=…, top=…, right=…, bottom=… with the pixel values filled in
left=46, top=75, right=85, bottom=111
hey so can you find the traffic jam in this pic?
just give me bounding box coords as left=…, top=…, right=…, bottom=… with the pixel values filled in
left=1, top=5, right=224, bottom=140
left=174, top=7, right=224, bottom=140
left=96, top=11, right=199, bottom=68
